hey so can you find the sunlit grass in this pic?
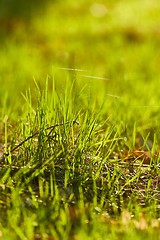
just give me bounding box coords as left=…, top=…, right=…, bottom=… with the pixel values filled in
left=0, top=0, right=160, bottom=239
left=0, top=77, right=160, bottom=239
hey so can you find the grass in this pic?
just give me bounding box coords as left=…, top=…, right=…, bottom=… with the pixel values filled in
left=0, top=0, right=160, bottom=239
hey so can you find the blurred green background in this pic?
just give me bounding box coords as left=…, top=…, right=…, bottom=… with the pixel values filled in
left=0, top=0, right=160, bottom=126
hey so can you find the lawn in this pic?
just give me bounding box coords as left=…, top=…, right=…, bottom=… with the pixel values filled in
left=0, top=0, right=160, bottom=239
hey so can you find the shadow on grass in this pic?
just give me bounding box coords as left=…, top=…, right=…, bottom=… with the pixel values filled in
left=0, top=0, right=54, bottom=35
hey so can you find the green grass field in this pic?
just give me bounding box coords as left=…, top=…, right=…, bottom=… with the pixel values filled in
left=0, top=1, right=160, bottom=239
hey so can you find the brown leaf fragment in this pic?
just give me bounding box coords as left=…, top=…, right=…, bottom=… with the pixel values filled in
left=120, top=148, right=159, bottom=165
left=133, top=213, right=148, bottom=230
